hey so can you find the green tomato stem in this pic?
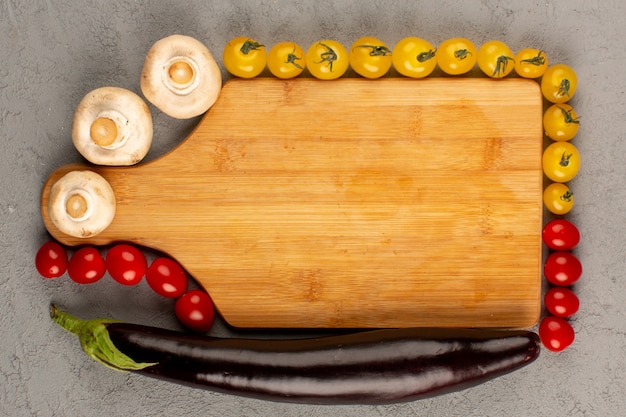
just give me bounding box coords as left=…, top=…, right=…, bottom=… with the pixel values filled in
left=560, top=152, right=573, bottom=167
left=417, top=49, right=437, bottom=63
left=560, top=191, right=574, bottom=202
left=316, top=42, right=338, bottom=71
left=521, top=51, right=545, bottom=66
left=50, top=304, right=157, bottom=372
left=354, top=45, right=392, bottom=57
left=286, top=52, right=304, bottom=69
left=454, top=49, right=472, bottom=60
left=241, top=40, right=264, bottom=54
left=559, top=106, right=580, bottom=124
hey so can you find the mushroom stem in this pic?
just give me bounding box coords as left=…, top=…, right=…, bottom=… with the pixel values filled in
left=161, top=56, right=199, bottom=95
left=65, top=190, right=91, bottom=221
left=168, top=60, right=195, bottom=85
left=90, top=117, right=119, bottom=147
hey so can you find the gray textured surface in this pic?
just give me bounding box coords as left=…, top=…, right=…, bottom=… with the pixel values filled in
left=1, top=0, right=624, bottom=416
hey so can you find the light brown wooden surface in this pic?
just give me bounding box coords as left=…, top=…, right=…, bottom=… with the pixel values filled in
left=41, top=78, right=544, bottom=328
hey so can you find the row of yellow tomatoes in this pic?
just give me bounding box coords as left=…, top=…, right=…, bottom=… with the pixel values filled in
left=222, top=36, right=577, bottom=101
left=542, top=94, right=580, bottom=215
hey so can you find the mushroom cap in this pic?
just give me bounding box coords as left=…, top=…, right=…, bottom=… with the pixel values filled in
left=140, top=34, right=222, bottom=119
left=72, top=86, right=153, bottom=166
left=48, top=170, right=116, bottom=238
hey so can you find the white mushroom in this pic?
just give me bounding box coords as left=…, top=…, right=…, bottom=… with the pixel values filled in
left=72, top=86, right=153, bottom=166
left=140, top=34, right=222, bottom=119
left=48, top=170, right=116, bottom=238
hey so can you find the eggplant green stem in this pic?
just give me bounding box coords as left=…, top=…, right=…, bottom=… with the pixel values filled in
left=50, top=304, right=157, bottom=372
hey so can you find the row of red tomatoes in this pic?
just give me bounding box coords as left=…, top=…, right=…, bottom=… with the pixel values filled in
left=540, top=219, right=582, bottom=352
left=35, top=242, right=215, bottom=332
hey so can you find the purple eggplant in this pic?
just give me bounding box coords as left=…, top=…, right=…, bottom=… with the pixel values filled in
left=50, top=304, right=540, bottom=405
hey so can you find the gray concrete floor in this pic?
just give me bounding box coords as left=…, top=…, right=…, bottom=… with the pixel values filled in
left=2, top=1, right=624, bottom=416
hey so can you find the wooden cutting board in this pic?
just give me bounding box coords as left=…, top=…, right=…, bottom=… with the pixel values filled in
left=41, top=77, right=544, bottom=329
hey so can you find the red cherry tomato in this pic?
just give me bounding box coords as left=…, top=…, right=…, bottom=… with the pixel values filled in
left=35, top=241, right=68, bottom=278
left=174, top=290, right=215, bottom=332
left=68, top=247, right=106, bottom=284
left=542, top=219, right=580, bottom=250
left=539, top=316, right=575, bottom=352
left=544, top=251, right=582, bottom=286
left=145, top=257, right=188, bottom=298
left=105, top=244, right=147, bottom=286
left=544, top=287, right=580, bottom=318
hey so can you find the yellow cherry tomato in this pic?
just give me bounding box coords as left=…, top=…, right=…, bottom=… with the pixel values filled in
left=306, top=40, right=349, bottom=80
left=543, top=182, right=574, bottom=215
left=477, top=40, right=515, bottom=78
left=267, top=42, right=306, bottom=79
left=349, top=36, right=392, bottom=79
left=392, top=37, right=437, bottom=78
left=542, top=141, right=581, bottom=183
left=541, top=64, right=578, bottom=103
left=514, top=48, right=548, bottom=78
left=223, top=37, right=267, bottom=78
left=543, top=103, right=580, bottom=141
left=437, top=37, right=477, bottom=75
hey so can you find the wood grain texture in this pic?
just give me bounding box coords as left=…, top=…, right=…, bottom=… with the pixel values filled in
left=41, top=78, right=544, bottom=328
